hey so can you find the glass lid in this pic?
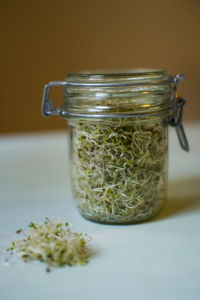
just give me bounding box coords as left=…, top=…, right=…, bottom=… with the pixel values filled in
left=66, top=69, right=171, bottom=86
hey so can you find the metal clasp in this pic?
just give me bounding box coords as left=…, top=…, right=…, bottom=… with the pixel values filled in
left=169, top=74, right=189, bottom=152
left=42, top=81, right=67, bottom=117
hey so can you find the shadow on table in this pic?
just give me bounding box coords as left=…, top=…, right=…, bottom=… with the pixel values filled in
left=155, top=176, right=200, bottom=221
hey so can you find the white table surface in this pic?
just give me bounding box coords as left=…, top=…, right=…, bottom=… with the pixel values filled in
left=0, top=123, right=200, bottom=300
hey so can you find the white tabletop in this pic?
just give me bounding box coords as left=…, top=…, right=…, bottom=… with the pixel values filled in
left=0, top=123, right=200, bottom=300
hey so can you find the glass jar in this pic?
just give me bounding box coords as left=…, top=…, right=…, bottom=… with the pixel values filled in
left=42, top=69, right=189, bottom=224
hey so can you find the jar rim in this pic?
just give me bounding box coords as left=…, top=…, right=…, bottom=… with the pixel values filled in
left=66, top=69, right=173, bottom=87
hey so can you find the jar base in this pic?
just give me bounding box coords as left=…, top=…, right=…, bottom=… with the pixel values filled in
left=78, top=202, right=165, bottom=225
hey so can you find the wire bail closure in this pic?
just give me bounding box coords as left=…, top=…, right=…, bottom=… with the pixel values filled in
left=169, top=74, right=189, bottom=152
left=42, top=81, right=67, bottom=117
left=41, top=74, right=189, bottom=152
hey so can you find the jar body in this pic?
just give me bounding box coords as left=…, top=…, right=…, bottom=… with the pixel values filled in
left=68, top=114, right=168, bottom=224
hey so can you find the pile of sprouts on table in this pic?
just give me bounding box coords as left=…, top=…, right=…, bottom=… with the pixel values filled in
left=70, top=116, right=167, bottom=224
left=7, top=218, right=91, bottom=271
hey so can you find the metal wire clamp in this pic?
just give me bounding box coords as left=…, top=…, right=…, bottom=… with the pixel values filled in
left=168, top=74, right=189, bottom=152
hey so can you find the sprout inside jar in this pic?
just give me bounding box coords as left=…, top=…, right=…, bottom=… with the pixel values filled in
left=70, top=115, right=168, bottom=224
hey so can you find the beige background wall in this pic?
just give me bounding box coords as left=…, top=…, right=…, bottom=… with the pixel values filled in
left=1, top=0, right=200, bottom=133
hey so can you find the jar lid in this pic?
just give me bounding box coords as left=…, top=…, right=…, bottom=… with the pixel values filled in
left=42, top=71, right=189, bottom=151
left=62, top=69, right=174, bottom=117
left=66, top=69, right=172, bottom=86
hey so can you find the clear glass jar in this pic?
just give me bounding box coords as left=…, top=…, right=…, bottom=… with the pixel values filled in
left=42, top=69, right=189, bottom=224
